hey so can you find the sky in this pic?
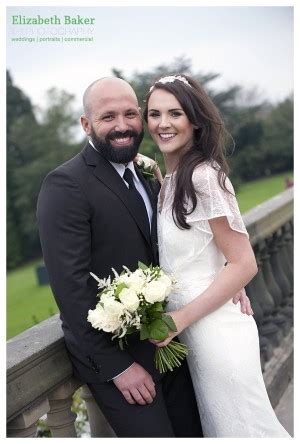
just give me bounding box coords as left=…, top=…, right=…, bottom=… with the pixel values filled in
left=6, top=5, right=293, bottom=118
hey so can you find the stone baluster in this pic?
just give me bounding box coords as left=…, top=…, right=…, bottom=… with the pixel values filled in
left=81, top=385, right=116, bottom=437
left=7, top=398, right=49, bottom=437
left=260, top=240, right=291, bottom=336
left=46, top=378, right=81, bottom=437
left=268, top=231, right=293, bottom=311
left=277, top=227, right=293, bottom=287
left=250, top=244, right=281, bottom=348
left=282, top=222, right=294, bottom=312
left=283, top=224, right=294, bottom=278
left=245, top=280, right=272, bottom=370
left=283, top=221, right=294, bottom=268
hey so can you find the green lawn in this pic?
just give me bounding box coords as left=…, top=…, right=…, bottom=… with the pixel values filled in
left=236, top=171, right=293, bottom=214
left=7, top=259, right=58, bottom=339
left=7, top=171, right=293, bottom=339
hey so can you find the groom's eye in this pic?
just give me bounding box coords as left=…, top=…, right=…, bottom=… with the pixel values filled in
left=126, top=111, right=138, bottom=118
left=102, top=115, right=114, bottom=121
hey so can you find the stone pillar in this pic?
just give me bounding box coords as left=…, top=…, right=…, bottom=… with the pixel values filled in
left=81, top=385, right=116, bottom=437
left=7, top=398, right=49, bottom=437
left=250, top=245, right=281, bottom=348
left=46, top=378, right=81, bottom=437
left=260, top=240, right=291, bottom=336
left=283, top=221, right=294, bottom=268
left=268, top=231, right=293, bottom=311
left=277, top=227, right=293, bottom=287
left=245, top=280, right=272, bottom=369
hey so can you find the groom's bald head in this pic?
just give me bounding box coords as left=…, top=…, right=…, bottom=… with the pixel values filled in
left=83, top=77, right=139, bottom=118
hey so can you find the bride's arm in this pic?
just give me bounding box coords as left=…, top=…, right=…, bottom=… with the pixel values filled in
left=153, top=216, right=258, bottom=347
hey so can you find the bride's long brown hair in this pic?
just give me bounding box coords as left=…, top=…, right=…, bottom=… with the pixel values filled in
left=144, top=75, right=231, bottom=229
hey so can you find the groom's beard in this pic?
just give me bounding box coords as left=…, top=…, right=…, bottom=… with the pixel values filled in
left=90, top=126, right=144, bottom=164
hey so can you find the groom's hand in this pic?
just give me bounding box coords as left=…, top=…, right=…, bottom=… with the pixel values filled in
left=113, top=362, right=156, bottom=405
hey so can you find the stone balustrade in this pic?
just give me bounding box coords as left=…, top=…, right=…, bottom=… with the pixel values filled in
left=7, top=187, right=294, bottom=437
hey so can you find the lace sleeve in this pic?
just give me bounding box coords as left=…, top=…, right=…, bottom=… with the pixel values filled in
left=186, top=163, right=248, bottom=237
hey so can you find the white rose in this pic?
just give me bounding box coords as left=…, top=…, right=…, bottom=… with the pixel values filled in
left=136, top=154, right=153, bottom=169
left=88, top=300, right=124, bottom=333
left=87, top=304, right=106, bottom=330
left=143, top=280, right=168, bottom=303
left=102, top=299, right=125, bottom=332
left=100, top=292, right=114, bottom=303
left=119, top=270, right=146, bottom=293
left=119, top=288, right=140, bottom=312
left=103, top=315, right=122, bottom=333
left=103, top=298, right=125, bottom=318
left=142, top=157, right=152, bottom=169
left=157, top=274, right=173, bottom=296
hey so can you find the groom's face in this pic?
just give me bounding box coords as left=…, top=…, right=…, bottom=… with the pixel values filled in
left=83, top=86, right=144, bottom=163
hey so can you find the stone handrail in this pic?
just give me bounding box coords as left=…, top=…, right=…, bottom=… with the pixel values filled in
left=6, top=187, right=294, bottom=437
left=242, top=188, right=293, bottom=245
left=7, top=315, right=72, bottom=424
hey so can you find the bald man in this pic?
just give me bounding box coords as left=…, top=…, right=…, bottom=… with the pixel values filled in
left=37, top=77, right=203, bottom=437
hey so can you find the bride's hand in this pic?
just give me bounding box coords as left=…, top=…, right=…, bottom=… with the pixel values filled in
left=149, top=310, right=186, bottom=348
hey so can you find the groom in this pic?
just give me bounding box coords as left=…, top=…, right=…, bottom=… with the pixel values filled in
left=37, top=77, right=251, bottom=437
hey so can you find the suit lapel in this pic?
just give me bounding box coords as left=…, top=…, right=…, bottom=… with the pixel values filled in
left=82, top=143, right=152, bottom=246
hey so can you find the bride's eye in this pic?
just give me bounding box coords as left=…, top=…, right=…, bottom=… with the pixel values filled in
left=148, top=112, right=160, bottom=118
left=170, top=111, right=182, bottom=117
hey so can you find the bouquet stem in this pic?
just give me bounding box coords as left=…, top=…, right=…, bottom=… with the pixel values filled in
left=154, top=340, right=188, bottom=373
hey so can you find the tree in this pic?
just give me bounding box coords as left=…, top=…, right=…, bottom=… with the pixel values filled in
left=7, top=72, right=82, bottom=268
left=7, top=70, right=37, bottom=268
left=261, top=97, right=293, bottom=174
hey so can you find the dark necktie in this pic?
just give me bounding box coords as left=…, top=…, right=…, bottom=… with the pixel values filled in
left=123, top=168, right=150, bottom=238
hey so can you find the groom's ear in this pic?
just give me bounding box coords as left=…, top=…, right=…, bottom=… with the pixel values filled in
left=81, top=114, right=92, bottom=136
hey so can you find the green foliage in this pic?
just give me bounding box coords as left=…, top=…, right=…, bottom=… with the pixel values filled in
left=140, top=324, right=150, bottom=340
left=261, top=98, right=293, bottom=173
left=162, top=314, right=177, bottom=331
left=72, top=387, right=89, bottom=436
left=229, top=97, right=293, bottom=181
left=7, top=71, right=82, bottom=269
left=149, top=319, right=169, bottom=341
left=36, top=387, right=89, bottom=437
left=115, top=283, right=128, bottom=296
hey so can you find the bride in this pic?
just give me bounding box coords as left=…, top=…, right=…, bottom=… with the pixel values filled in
left=143, top=75, right=290, bottom=437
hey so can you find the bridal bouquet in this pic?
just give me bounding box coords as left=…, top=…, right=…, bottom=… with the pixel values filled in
left=87, top=262, right=188, bottom=373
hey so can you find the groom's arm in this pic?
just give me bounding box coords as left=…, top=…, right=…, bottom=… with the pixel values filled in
left=37, top=169, right=134, bottom=382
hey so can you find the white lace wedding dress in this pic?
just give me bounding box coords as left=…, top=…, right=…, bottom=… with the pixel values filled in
left=158, top=162, right=290, bottom=438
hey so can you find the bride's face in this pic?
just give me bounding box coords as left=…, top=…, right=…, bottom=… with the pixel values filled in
left=147, top=89, right=195, bottom=156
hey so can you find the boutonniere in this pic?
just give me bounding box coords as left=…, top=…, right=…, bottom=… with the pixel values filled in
left=135, top=154, right=158, bottom=181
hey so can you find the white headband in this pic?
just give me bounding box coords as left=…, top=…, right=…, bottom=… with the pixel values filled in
left=149, top=75, right=192, bottom=92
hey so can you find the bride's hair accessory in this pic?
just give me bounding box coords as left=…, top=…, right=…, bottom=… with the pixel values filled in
left=149, top=75, right=192, bottom=92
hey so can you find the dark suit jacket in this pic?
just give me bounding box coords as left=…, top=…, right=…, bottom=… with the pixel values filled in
left=37, top=143, right=161, bottom=383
